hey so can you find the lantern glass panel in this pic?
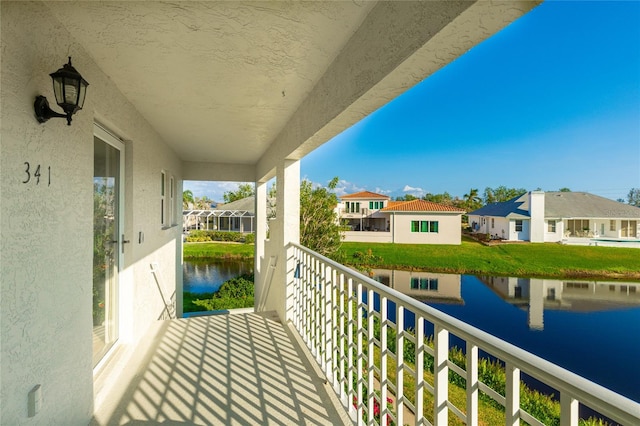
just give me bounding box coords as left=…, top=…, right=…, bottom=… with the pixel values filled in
left=52, top=78, right=64, bottom=105
left=78, top=82, right=87, bottom=109
left=64, top=80, right=79, bottom=105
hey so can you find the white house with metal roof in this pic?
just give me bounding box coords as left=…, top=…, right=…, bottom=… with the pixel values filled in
left=339, top=191, right=465, bottom=244
left=468, top=191, right=640, bottom=243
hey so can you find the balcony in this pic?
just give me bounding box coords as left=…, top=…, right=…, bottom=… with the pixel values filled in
left=94, top=244, right=640, bottom=426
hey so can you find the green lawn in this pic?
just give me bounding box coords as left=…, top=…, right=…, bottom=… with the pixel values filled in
left=337, top=236, right=640, bottom=280
left=183, top=238, right=640, bottom=280
left=183, top=242, right=254, bottom=260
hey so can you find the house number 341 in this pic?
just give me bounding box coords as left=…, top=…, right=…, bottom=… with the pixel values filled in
left=23, top=162, right=51, bottom=186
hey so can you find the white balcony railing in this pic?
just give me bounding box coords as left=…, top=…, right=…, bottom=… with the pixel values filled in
left=288, top=243, right=640, bottom=426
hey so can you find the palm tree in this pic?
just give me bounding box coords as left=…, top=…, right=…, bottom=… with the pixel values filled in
left=463, top=188, right=482, bottom=211
left=183, top=190, right=194, bottom=209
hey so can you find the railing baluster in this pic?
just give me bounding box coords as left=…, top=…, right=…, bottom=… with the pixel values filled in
left=380, top=294, right=389, bottom=426
left=332, top=267, right=339, bottom=388
left=560, top=393, right=579, bottom=426
left=347, top=277, right=355, bottom=417
left=396, top=304, right=405, bottom=426
left=303, top=252, right=310, bottom=345
left=466, top=341, right=479, bottom=426
left=415, top=316, right=425, bottom=425
left=367, top=287, right=375, bottom=425
left=338, top=272, right=346, bottom=399
left=325, top=265, right=333, bottom=383
left=357, top=281, right=364, bottom=425
left=434, top=324, right=448, bottom=425
left=319, top=262, right=326, bottom=366
left=505, top=362, right=521, bottom=426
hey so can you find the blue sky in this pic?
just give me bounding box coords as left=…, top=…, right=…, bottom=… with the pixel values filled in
left=186, top=0, right=640, bottom=202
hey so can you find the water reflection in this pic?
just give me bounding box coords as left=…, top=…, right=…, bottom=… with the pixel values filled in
left=477, top=276, right=640, bottom=330
left=372, top=269, right=463, bottom=304
left=372, top=269, right=640, bottom=402
left=183, top=260, right=253, bottom=294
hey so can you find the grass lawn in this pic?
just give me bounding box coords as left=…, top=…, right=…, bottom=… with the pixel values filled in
left=337, top=236, right=640, bottom=280
left=184, top=238, right=640, bottom=280
left=183, top=242, right=254, bottom=260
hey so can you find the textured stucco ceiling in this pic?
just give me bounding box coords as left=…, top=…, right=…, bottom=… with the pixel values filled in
left=47, top=1, right=375, bottom=164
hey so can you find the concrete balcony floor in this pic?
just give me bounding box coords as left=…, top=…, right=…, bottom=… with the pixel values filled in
left=92, top=312, right=350, bottom=425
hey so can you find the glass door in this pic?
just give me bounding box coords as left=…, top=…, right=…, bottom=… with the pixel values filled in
left=93, top=129, right=124, bottom=366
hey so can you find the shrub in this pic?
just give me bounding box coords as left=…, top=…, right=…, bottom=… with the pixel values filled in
left=191, top=273, right=254, bottom=311
left=243, top=233, right=255, bottom=244
left=185, top=230, right=245, bottom=243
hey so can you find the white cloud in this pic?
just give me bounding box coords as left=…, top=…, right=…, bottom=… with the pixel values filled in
left=401, top=185, right=427, bottom=198
left=334, top=179, right=366, bottom=196
left=183, top=181, right=250, bottom=202
left=374, top=187, right=393, bottom=195
left=402, top=185, right=424, bottom=193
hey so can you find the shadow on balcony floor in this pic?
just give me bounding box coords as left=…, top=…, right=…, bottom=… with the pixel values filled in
left=92, top=312, right=349, bottom=425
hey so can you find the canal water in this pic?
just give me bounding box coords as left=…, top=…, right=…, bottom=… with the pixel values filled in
left=371, top=269, right=640, bottom=404
left=183, top=261, right=640, bottom=403
left=183, top=259, right=253, bottom=294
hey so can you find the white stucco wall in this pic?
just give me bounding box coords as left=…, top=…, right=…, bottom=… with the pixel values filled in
left=509, top=218, right=530, bottom=241
left=391, top=213, right=462, bottom=245
left=529, top=191, right=545, bottom=242
left=1, top=2, right=182, bottom=423
left=488, top=217, right=511, bottom=240
left=343, top=231, right=393, bottom=243
left=544, top=219, right=563, bottom=242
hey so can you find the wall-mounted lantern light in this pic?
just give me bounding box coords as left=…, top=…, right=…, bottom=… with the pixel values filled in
left=34, top=57, right=89, bottom=126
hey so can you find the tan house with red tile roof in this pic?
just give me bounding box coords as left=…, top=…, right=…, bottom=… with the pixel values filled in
left=338, top=192, right=465, bottom=245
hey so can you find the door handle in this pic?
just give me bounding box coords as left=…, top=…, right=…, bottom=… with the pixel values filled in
left=122, top=235, right=130, bottom=254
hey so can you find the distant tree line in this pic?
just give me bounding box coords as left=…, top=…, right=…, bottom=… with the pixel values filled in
left=396, top=185, right=528, bottom=212
left=397, top=186, right=640, bottom=211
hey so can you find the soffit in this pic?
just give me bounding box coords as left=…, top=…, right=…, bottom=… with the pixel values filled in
left=47, top=1, right=374, bottom=164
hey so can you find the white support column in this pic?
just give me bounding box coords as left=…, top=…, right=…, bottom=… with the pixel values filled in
left=281, top=159, right=299, bottom=321
left=254, top=180, right=268, bottom=311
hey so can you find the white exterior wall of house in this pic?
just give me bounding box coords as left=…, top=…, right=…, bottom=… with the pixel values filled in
left=510, top=218, right=531, bottom=241
left=530, top=191, right=545, bottom=242
left=391, top=212, right=462, bottom=245
left=1, top=3, right=182, bottom=423
left=544, top=219, right=564, bottom=242
left=490, top=217, right=512, bottom=240
left=343, top=230, right=393, bottom=243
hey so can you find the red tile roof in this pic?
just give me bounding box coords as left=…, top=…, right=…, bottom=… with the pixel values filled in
left=381, top=199, right=465, bottom=213
left=340, top=191, right=390, bottom=200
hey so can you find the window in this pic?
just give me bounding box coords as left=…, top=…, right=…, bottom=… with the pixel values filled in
left=411, top=220, right=439, bottom=233
left=369, top=201, right=374, bottom=209
left=169, top=176, right=175, bottom=226
left=370, top=201, right=383, bottom=209
left=410, top=277, right=419, bottom=289
left=346, top=202, right=360, bottom=213
left=547, top=288, right=556, bottom=301
left=610, top=220, right=616, bottom=231
left=160, top=171, right=166, bottom=226
left=491, top=218, right=495, bottom=229
left=515, top=220, right=523, bottom=232
left=548, top=220, right=556, bottom=232
left=412, top=277, right=438, bottom=290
